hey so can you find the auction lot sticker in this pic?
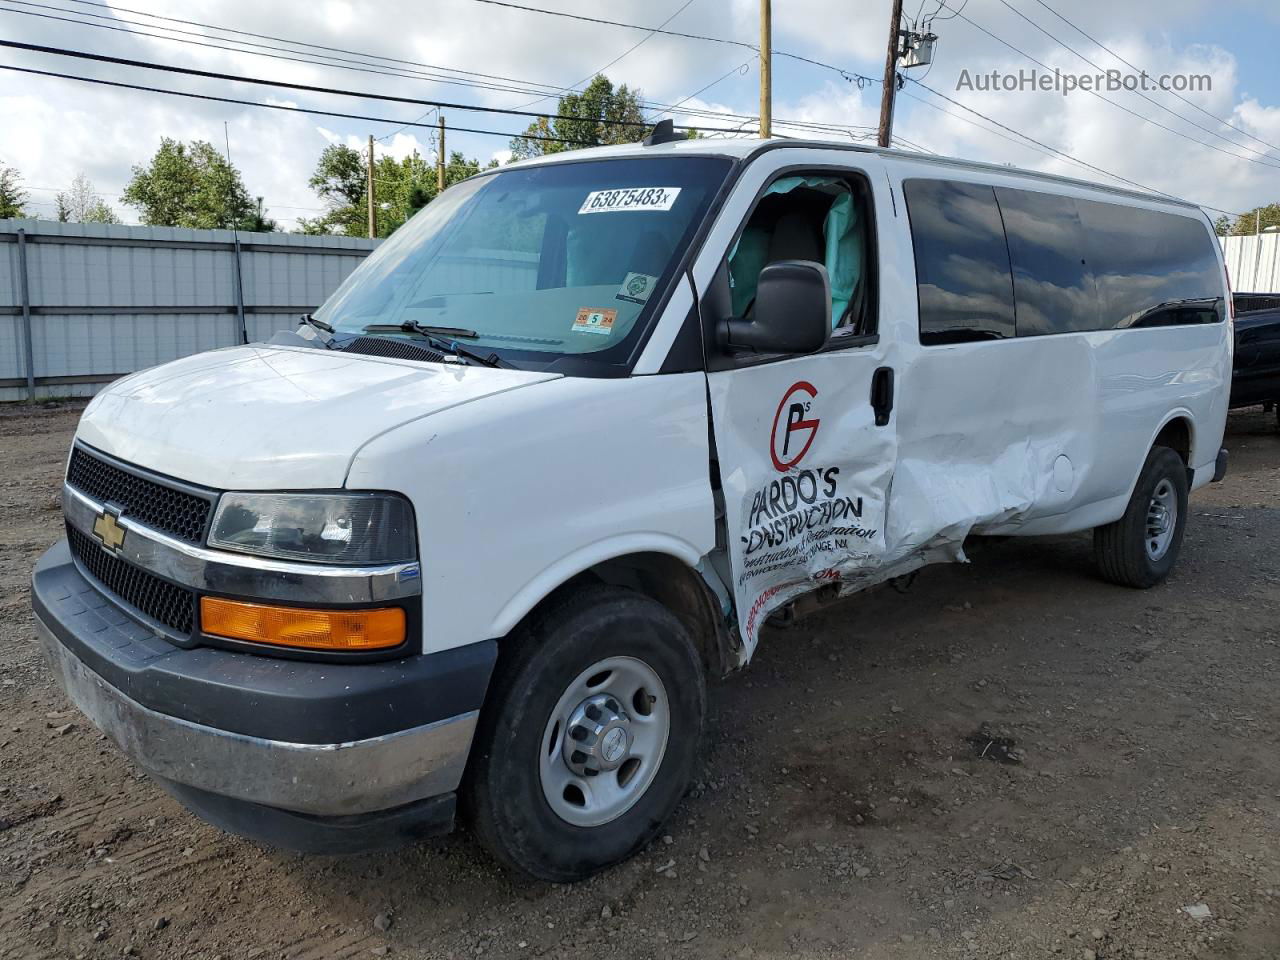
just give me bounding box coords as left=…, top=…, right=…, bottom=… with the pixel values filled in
left=578, top=187, right=681, bottom=214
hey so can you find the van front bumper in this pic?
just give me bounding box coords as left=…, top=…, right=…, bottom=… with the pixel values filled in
left=33, top=539, right=496, bottom=851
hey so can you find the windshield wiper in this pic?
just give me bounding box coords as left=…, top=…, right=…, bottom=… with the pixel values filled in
left=363, top=321, right=510, bottom=368
left=300, top=313, right=334, bottom=334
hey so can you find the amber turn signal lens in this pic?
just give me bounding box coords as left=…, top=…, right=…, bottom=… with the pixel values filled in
left=200, top=597, right=405, bottom=651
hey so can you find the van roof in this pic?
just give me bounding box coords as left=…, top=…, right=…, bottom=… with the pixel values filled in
left=506, top=137, right=1202, bottom=213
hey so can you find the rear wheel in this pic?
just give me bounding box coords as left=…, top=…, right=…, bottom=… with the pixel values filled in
left=462, top=585, right=705, bottom=882
left=1093, top=446, right=1189, bottom=588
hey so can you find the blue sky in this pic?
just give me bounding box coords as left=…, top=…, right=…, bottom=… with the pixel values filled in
left=0, top=0, right=1276, bottom=228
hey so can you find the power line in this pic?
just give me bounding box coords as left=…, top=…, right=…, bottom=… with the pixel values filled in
left=20, top=0, right=784, bottom=131
left=0, top=35, right=876, bottom=142
left=0, top=62, right=608, bottom=146
left=0, top=0, right=575, bottom=101
left=53, top=0, right=574, bottom=97
left=473, top=0, right=880, bottom=85
left=515, top=0, right=699, bottom=111
left=377, top=106, right=437, bottom=144
left=928, top=0, right=968, bottom=23
left=1028, top=0, right=1280, bottom=155
left=0, top=0, right=885, bottom=143
left=909, top=78, right=1175, bottom=195
left=900, top=84, right=1071, bottom=163
left=990, top=0, right=1280, bottom=166
left=22, top=182, right=327, bottom=210
left=0, top=38, right=751, bottom=135
left=29, top=39, right=1223, bottom=217
left=905, top=77, right=1245, bottom=216
left=934, top=0, right=1280, bottom=173
left=1, top=0, right=757, bottom=134
left=652, top=60, right=753, bottom=122
left=891, top=134, right=938, bottom=154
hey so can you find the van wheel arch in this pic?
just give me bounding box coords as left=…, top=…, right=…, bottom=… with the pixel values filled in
left=1151, top=415, right=1194, bottom=484
left=506, top=552, right=735, bottom=678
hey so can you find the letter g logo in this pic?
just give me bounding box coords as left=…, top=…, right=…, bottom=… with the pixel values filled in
left=769, top=381, right=819, bottom=472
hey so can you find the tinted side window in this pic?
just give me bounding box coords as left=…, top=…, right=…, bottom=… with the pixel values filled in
left=995, top=188, right=1098, bottom=336
left=904, top=179, right=1016, bottom=345
left=1077, top=200, right=1223, bottom=328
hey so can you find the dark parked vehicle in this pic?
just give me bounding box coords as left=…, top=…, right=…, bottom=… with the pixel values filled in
left=1234, top=292, right=1280, bottom=314
left=1231, top=305, right=1280, bottom=421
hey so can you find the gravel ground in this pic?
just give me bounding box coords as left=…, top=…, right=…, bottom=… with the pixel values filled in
left=1, top=402, right=1277, bottom=960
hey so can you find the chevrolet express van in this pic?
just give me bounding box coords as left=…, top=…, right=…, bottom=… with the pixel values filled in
left=33, top=129, right=1232, bottom=881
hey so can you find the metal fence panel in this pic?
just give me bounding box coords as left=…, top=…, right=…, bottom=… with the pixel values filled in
left=0, top=219, right=378, bottom=401
left=1222, top=233, right=1280, bottom=295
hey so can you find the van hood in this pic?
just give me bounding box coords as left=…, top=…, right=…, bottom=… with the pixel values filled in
left=76, top=345, right=560, bottom=490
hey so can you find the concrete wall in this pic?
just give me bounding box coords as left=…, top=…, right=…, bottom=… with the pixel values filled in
left=0, top=219, right=379, bottom=401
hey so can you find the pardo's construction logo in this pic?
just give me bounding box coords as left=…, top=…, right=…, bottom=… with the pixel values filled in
left=770, top=381, right=820, bottom=472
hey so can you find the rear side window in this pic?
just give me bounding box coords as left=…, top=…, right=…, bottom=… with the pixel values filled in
left=903, top=180, right=1016, bottom=345
left=1076, top=200, right=1223, bottom=328
left=995, top=188, right=1098, bottom=336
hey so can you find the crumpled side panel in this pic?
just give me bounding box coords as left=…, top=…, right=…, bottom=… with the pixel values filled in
left=709, top=351, right=896, bottom=661
left=711, top=333, right=1098, bottom=667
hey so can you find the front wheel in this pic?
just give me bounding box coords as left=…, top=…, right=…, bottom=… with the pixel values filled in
left=462, top=585, right=705, bottom=882
left=1093, top=445, right=1189, bottom=588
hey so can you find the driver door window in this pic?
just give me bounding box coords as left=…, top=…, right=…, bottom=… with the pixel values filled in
left=726, top=174, right=875, bottom=339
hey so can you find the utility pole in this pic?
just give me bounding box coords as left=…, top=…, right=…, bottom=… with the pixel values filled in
left=437, top=114, right=446, bottom=193
left=366, top=134, right=376, bottom=239
left=877, top=0, right=904, bottom=148
left=758, top=0, right=771, bottom=138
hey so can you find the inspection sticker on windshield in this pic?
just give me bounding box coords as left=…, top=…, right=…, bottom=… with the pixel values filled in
left=616, top=272, right=658, bottom=304
left=578, top=187, right=681, bottom=215
left=573, top=307, right=617, bottom=335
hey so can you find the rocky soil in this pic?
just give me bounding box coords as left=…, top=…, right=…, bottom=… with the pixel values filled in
left=1, top=402, right=1277, bottom=960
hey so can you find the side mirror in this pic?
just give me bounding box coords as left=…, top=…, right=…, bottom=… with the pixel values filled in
left=719, top=260, right=831, bottom=354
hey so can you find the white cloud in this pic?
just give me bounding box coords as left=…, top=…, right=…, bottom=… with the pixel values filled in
left=0, top=0, right=1275, bottom=229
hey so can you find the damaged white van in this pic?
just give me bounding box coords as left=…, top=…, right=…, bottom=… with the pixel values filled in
left=34, top=126, right=1232, bottom=881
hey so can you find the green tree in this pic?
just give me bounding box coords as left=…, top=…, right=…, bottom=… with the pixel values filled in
left=0, top=163, right=27, bottom=218
left=299, top=143, right=494, bottom=237
left=1212, top=214, right=1232, bottom=237
left=122, top=138, right=273, bottom=230
left=55, top=173, right=120, bottom=224
left=509, top=75, right=651, bottom=160
left=1226, top=203, right=1280, bottom=236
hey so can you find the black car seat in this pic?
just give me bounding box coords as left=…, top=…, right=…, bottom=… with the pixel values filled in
left=766, top=211, right=824, bottom=266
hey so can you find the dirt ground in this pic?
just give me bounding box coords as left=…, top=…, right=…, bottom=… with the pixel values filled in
left=1, top=402, right=1277, bottom=960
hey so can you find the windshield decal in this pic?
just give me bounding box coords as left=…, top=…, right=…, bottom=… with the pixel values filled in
left=578, top=187, right=682, bottom=215
left=615, top=272, right=658, bottom=305
left=572, top=307, right=618, bottom=336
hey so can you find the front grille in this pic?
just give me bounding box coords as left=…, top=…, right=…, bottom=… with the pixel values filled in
left=340, top=336, right=446, bottom=363
left=68, top=525, right=196, bottom=635
left=67, top=447, right=212, bottom=545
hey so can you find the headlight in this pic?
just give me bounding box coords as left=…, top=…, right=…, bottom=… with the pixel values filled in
left=208, top=492, right=416, bottom=565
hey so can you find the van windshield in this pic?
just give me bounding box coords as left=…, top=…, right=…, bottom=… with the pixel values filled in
left=315, top=155, right=732, bottom=374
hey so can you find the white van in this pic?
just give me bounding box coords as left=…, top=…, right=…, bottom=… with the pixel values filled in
left=33, top=130, right=1232, bottom=881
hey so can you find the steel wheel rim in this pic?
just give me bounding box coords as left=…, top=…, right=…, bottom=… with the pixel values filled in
left=1145, top=477, right=1177, bottom=561
left=538, top=656, right=670, bottom=828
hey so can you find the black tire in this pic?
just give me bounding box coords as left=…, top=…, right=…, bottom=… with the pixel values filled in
left=1093, top=445, right=1189, bottom=588
left=462, top=584, right=705, bottom=882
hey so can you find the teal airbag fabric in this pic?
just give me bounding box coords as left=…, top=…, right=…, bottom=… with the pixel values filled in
left=727, top=176, right=862, bottom=326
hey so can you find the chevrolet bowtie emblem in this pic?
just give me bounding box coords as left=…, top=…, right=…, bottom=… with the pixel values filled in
left=92, top=511, right=126, bottom=553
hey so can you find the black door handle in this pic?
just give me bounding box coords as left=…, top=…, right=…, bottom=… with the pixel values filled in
left=870, top=366, right=894, bottom=426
